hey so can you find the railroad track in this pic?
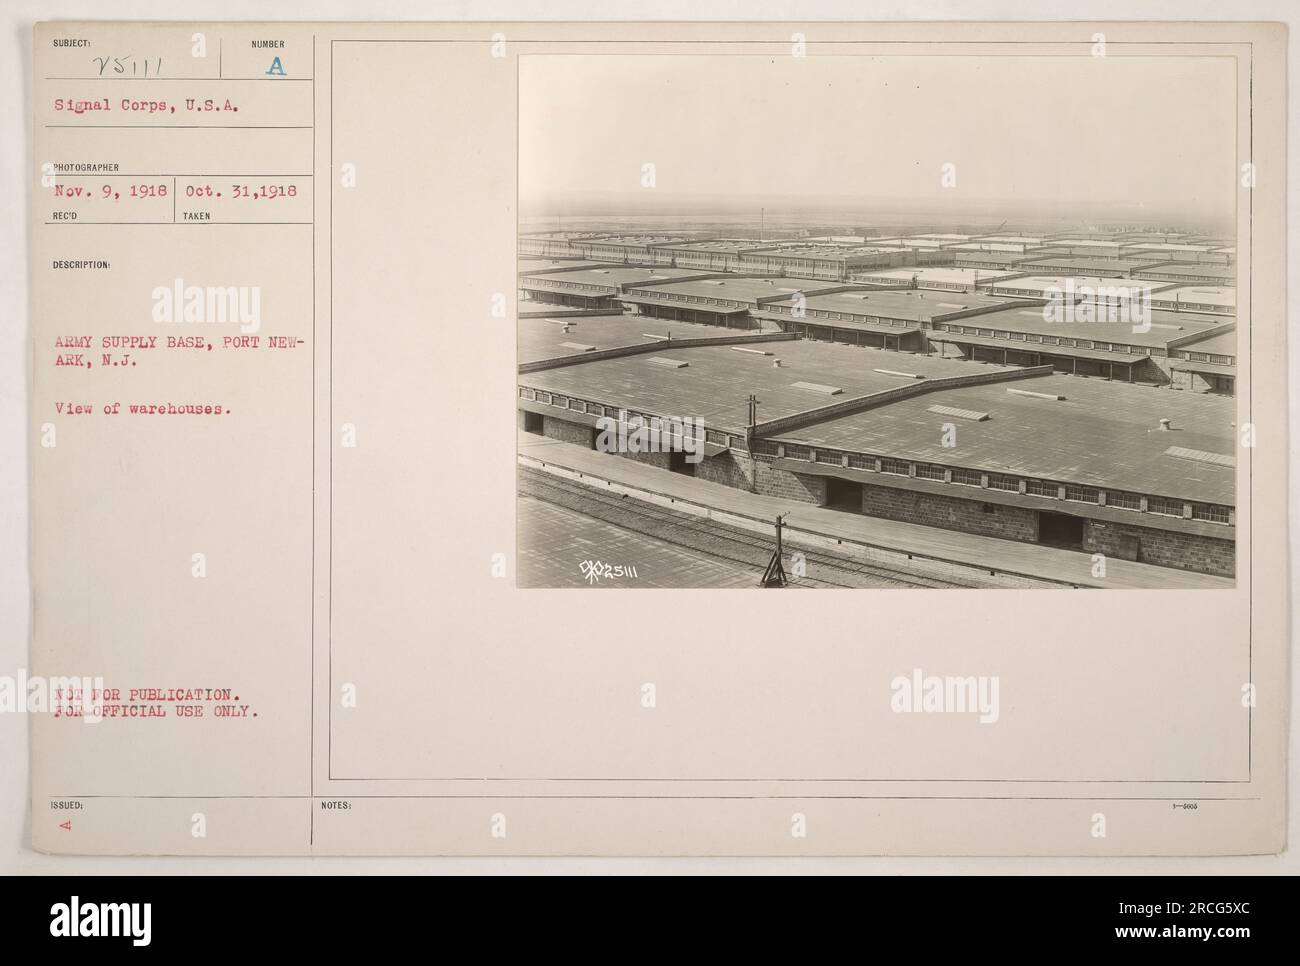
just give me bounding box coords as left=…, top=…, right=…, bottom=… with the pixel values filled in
left=518, top=466, right=987, bottom=589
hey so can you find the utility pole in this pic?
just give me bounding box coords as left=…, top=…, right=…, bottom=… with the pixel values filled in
left=760, top=514, right=789, bottom=587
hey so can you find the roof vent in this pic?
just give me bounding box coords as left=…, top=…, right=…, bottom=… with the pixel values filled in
left=1159, top=418, right=1172, bottom=431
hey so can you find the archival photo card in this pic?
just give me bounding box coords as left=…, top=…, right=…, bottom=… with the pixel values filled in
left=24, top=19, right=1288, bottom=858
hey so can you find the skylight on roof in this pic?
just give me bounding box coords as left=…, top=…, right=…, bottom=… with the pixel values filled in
left=1165, top=446, right=1236, bottom=468
left=928, top=404, right=990, bottom=422
left=791, top=382, right=842, bottom=395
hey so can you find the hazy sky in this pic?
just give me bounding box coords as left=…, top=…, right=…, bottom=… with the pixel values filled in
left=520, top=55, right=1236, bottom=224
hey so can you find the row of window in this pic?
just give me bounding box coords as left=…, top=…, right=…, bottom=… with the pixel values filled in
left=763, top=305, right=1215, bottom=363
left=766, top=443, right=1231, bottom=526
left=1175, top=350, right=1235, bottom=365
left=626, top=289, right=744, bottom=308
left=933, top=322, right=1165, bottom=357
left=521, top=278, right=613, bottom=294
left=765, top=304, right=914, bottom=327
left=519, top=387, right=750, bottom=452
left=518, top=385, right=1232, bottom=525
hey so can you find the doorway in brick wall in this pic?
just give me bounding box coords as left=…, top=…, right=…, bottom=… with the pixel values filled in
left=523, top=411, right=543, bottom=435
left=1037, top=511, right=1084, bottom=549
left=825, top=476, right=863, bottom=512
left=669, top=450, right=695, bottom=476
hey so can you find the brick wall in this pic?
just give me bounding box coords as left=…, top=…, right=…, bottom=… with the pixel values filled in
left=861, top=483, right=1039, bottom=542
left=615, top=449, right=674, bottom=470
left=1084, top=519, right=1235, bottom=577
left=752, top=456, right=827, bottom=504
left=542, top=415, right=595, bottom=448
left=695, top=450, right=756, bottom=490
left=694, top=452, right=825, bottom=504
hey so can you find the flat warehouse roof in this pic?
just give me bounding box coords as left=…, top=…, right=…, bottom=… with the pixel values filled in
left=1151, top=285, right=1236, bottom=308
left=854, top=268, right=1017, bottom=286
left=1020, top=258, right=1145, bottom=275
left=889, top=238, right=950, bottom=248
left=988, top=275, right=1168, bottom=297
left=517, top=314, right=729, bottom=365
left=1125, top=242, right=1217, bottom=252
left=522, top=266, right=706, bottom=288
left=582, top=234, right=693, bottom=245
left=945, top=242, right=1027, bottom=252
left=520, top=231, right=607, bottom=240
left=521, top=342, right=1018, bottom=432
left=518, top=257, right=603, bottom=273
left=1050, top=238, right=1123, bottom=247
left=773, top=373, right=1235, bottom=505
left=657, top=240, right=767, bottom=254
left=954, top=252, right=1031, bottom=264
left=1136, top=264, right=1236, bottom=280
left=626, top=276, right=841, bottom=304
left=1177, top=330, right=1237, bottom=355
left=760, top=245, right=900, bottom=260
left=767, top=288, right=1011, bottom=321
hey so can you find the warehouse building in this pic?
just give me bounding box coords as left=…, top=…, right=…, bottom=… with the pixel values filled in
left=736, top=243, right=912, bottom=280
left=646, top=239, right=767, bottom=272
left=752, top=288, right=1013, bottom=349
left=572, top=233, right=699, bottom=262
left=865, top=237, right=963, bottom=265
left=519, top=256, right=602, bottom=274
left=954, top=250, right=1068, bottom=271
left=1121, top=242, right=1229, bottom=264
left=850, top=266, right=1018, bottom=292
left=1041, top=238, right=1126, bottom=258
left=517, top=337, right=1235, bottom=576
left=971, top=235, right=1047, bottom=249
left=519, top=231, right=612, bottom=257
left=517, top=312, right=737, bottom=365
left=1016, top=256, right=1146, bottom=278
left=1148, top=285, right=1236, bottom=316
left=1133, top=263, right=1237, bottom=286
left=518, top=265, right=715, bottom=309
left=617, top=275, right=847, bottom=328
left=983, top=274, right=1173, bottom=304
left=1164, top=328, right=1238, bottom=394
left=921, top=304, right=1235, bottom=392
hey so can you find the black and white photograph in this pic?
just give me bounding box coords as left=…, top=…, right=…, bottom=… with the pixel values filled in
left=516, top=54, right=1239, bottom=589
